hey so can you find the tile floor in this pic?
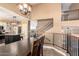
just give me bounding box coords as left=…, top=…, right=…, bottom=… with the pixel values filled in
left=43, top=48, right=63, bottom=56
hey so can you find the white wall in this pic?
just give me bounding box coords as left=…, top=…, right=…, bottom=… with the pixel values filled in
left=0, top=22, right=7, bottom=31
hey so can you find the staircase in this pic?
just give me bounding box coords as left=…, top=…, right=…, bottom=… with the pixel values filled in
left=36, top=18, right=53, bottom=36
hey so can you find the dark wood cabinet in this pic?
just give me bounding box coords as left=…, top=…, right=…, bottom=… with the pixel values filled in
left=5, top=35, right=21, bottom=44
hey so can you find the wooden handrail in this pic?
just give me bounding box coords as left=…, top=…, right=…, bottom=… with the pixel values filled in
left=27, top=35, right=45, bottom=56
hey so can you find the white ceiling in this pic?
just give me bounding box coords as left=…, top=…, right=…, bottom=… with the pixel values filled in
left=0, top=6, right=28, bottom=22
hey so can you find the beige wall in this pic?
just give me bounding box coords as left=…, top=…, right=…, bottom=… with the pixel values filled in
left=31, top=3, right=62, bottom=33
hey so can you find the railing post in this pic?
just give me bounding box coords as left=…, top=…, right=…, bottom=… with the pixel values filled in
left=67, top=34, right=69, bottom=54
left=67, top=34, right=72, bottom=56
left=53, top=33, right=54, bottom=46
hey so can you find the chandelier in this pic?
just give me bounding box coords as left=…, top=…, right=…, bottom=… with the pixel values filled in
left=18, top=4, right=31, bottom=15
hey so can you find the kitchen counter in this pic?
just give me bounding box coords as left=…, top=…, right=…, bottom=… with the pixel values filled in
left=0, top=34, right=21, bottom=44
